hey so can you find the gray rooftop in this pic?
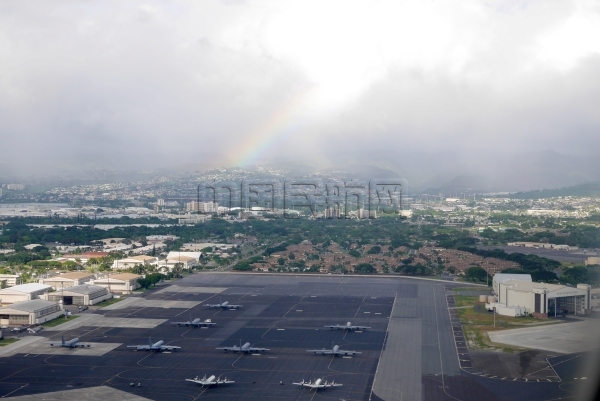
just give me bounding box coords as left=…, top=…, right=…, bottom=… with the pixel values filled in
left=1, top=299, right=58, bottom=312
left=64, top=284, right=107, bottom=295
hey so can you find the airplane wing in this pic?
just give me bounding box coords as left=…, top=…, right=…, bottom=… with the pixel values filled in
left=160, top=345, right=181, bottom=351
left=307, top=349, right=333, bottom=354
left=293, top=382, right=324, bottom=389
left=128, top=345, right=149, bottom=349
left=185, top=378, right=204, bottom=384
left=217, top=379, right=235, bottom=384
left=324, top=325, right=344, bottom=329
left=216, top=346, right=238, bottom=351
left=352, top=326, right=371, bottom=330
left=170, top=321, right=189, bottom=326
left=247, top=347, right=269, bottom=352
left=192, top=322, right=216, bottom=327
left=339, top=350, right=361, bottom=355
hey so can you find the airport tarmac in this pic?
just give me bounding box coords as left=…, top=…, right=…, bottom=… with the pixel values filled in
left=101, top=298, right=200, bottom=310
left=488, top=319, right=600, bottom=354
left=0, top=340, right=122, bottom=358
left=0, top=273, right=594, bottom=400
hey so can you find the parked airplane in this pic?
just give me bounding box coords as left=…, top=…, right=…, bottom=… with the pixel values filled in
left=170, top=314, right=216, bottom=327
left=216, top=340, right=269, bottom=353
left=185, top=375, right=234, bottom=387
left=204, top=299, right=242, bottom=309
left=127, top=338, right=181, bottom=352
left=307, top=344, right=361, bottom=356
left=48, top=335, right=91, bottom=348
left=293, top=378, right=343, bottom=390
left=325, top=321, right=370, bottom=331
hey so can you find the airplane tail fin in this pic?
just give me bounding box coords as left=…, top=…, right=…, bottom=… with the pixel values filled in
left=149, top=337, right=153, bottom=347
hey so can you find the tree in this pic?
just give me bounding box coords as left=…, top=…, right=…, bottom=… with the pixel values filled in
left=465, top=266, right=487, bottom=283
left=354, top=263, right=376, bottom=274
left=277, top=258, right=285, bottom=266
left=367, top=245, right=381, bottom=254
left=349, top=250, right=360, bottom=258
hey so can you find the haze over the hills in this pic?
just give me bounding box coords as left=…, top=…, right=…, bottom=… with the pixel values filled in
left=1, top=1, right=599, bottom=192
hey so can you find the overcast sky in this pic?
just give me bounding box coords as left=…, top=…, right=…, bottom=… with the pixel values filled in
left=1, top=1, right=599, bottom=188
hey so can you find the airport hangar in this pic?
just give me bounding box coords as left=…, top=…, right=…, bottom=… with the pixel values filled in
left=491, top=273, right=592, bottom=317
left=0, top=299, right=63, bottom=325
left=42, top=284, right=112, bottom=306
left=0, top=283, right=52, bottom=305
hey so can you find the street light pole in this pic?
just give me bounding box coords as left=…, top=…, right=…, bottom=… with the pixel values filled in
left=493, top=306, right=496, bottom=328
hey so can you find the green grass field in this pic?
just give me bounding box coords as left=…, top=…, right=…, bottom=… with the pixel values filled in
left=0, top=338, right=19, bottom=347
left=97, top=297, right=126, bottom=307
left=455, top=295, right=560, bottom=352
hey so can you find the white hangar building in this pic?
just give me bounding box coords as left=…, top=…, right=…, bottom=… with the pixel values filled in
left=0, top=283, right=52, bottom=305
left=43, top=284, right=112, bottom=306
left=0, top=299, right=64, bottom=325
left=490, top=277, right=592, bottom=318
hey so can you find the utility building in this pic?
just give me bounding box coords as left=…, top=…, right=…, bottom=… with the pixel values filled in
left=43, top=284, right=112, bottom=306
left=0, top=283, right=52, bottom=305
left=0, top=299, right=64, bottom=325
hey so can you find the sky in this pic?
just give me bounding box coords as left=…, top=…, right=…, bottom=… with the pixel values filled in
left=1, top=0, right=599, bottom=190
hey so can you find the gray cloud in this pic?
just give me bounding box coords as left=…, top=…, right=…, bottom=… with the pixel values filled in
left=0, top=1, right=599, bottom=190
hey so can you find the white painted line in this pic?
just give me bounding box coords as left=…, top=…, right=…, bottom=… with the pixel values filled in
left=311, top=296, right=317, bottom=297
left=343, top=356, right=352, bottom=359
left=277, top=329, right=285, bottom=331
left=251, top=353, right=261, bottom=356
left=375, top=313, right=381, bottom=315
left=251, top=295, right=257, bottom=297
left=355, top=331, right=362, bottom=333
left=296, top=310, right=303, bottom=312
left=364, top=312, right=371, bottom=314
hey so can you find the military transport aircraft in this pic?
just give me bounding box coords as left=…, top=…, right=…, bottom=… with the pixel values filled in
left=306, top=344, right=361, bottom=356
left=185, top=375, right=235, bottom=387
left=325, top=321, right=370, bottom=331
left=293, top=379, right=343, bottom=390
left=48, top=335, right=91, bottom=348
left=170, top=314, right=216, bottom=327
left=127, top=338, right=181, bottom=351
left=216, top=340, right=270, bottom=353
left=203, top=299, right=242, bottom=309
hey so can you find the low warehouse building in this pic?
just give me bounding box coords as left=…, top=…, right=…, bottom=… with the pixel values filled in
left=43, top=284, right=112, bottom=306
left=92, top=273, right=140, bottom=294
left=39, top=272, right=95, bottom=290
left=0, top=283, right=52, bottom=305
left=489, top=279, right=591, bottom=318
left=0, top=299, right=64, bottom=325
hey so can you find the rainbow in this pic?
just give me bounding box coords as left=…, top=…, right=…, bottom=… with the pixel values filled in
left=228, top=86, right=317, bottom=167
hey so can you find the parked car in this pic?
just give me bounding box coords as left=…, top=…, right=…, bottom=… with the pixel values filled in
left=10, top=327, right=25, bottom=333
